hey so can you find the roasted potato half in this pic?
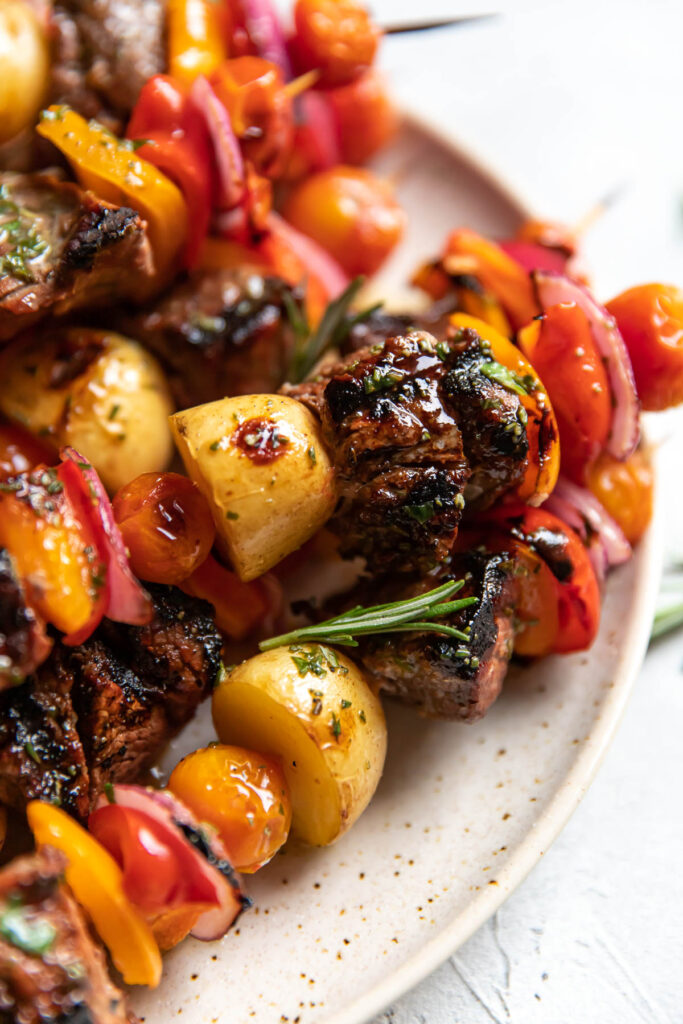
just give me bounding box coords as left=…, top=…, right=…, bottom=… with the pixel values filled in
left=212, top=645, right=387, bottom=846
left=170, top=395, right=336, bottom=581
left=0, top=328, right=174, bottom=492
left=0, top=0, right=49, bottom=145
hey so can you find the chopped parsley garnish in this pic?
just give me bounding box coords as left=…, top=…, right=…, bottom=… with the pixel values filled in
left=0, top=899, right=56, bottom=956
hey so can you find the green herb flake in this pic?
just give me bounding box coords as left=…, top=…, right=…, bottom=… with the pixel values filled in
left=480, top=360, right=530, bottom=397
left=405, top=501, right=435, bottom=524
left=0, top=900, right=56, bottom=956
left=358, top=709, right=367, bottom=724
left=24, top=741, right=41, bottom=765
left=307, top=446, right=317, bottom=465
left=108, top=404, right=121, bottom=421
left=103, top=782, right=116, bottom=804
left=330, top=712, right=342, bottom=741
left=226, top=510, right=239, bottom=520
left=340, top=699, right=352, bottom=709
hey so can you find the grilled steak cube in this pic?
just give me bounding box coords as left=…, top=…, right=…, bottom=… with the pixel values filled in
left=0, top=586, right=221, bottom=818
left=0, top=550, right=52, bottom=689
left=0, top=173, right=153, bottom=341
left=357, top=551, right=517, bottom=721
left=119, top=268, right=302, bottom=408
left=50, top=0, right=166, bottom=131
left=0, top=846, right=130, bottom=1023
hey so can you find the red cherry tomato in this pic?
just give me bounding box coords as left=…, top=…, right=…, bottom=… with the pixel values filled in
left=518, top=302, right=612, bottom=483
left=113, top=472, right=215, bottom=585
left=291, top=0, right=380, bottom=87
left=586, top=449, right=653, bottom=545
left=282, top=165, right=404, bottom=277
left=169, top=745, right=291, bottom=873
left=606, top=283, right=683, bottom=411
left=485, top=505, right=601, bottom=654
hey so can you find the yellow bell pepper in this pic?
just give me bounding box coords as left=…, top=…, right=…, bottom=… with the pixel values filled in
left=27, top=801, right=163, bottom=988
left=36, top=106, right=188, bottom=281
left=449, top=313, right=560, bottom=505
left=168, top=0, right=227, bottom=86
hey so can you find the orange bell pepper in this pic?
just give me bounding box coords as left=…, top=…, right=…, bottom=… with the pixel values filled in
left=37, top=106, right=188, bottom=282
left=444, top=229, right=540, bottom=331
left=27, top=802, right=162, bottom=988
left=180, top=553, right=271, bottom=640
left=449, top=313, right=560, bottom=505
left=168, top=0, right=227, bottom=86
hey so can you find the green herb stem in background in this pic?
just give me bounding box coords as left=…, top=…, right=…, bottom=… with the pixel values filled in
left=287, top=276, right=368, bottom=383
left=259, top=580, right=477, bottom=651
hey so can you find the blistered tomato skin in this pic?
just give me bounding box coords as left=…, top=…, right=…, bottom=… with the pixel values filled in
left=587, top=449, right=653, bottom=545
left=282, top=166, right=404, bottom=277
left=113, top=472, right=215, bottom=585
left=292, top=0, right=380, bottom=87
left=168, top=745, right=292, bottom=873
left=606, top=283, right=683, bottom=411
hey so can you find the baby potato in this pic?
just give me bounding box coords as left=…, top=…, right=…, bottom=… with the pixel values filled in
left=170, top=395, right=336, bottom=581
left=212, top=645, right=387, bottom=846
left=0, top=0, right=49, bottom=144
left=0, top=328, right=174, bottom=492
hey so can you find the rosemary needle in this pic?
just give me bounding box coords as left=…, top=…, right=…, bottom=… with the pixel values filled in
left=259, top=580, right=478, bottom=651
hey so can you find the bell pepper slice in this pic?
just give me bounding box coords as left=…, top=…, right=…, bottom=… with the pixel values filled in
left=168, top=0, right=227, bottom=86
left=449, top=313, right=560, bottom=505
left=27, top=801, right=162, bottom=988
left=36, top=106, right=188, bottom=282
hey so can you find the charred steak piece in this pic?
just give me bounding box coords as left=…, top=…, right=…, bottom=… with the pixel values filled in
left=0, top=173, right=153, bottom=341
left=286, top=328, right=530, bottom=574
left=0, top=586, right=221, bottom=818
left=357, top=551, right=517, bottom=721
left=50, top=0, right=167, bottom=131
left=0, top=845, right=130, bottom=1023
left=118, top=267, right=302, bottom=408
left=0, top=550, right=52, bottom=690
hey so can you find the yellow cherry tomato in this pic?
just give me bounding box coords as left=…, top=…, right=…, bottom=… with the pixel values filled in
left=449, top=313, right=560, bottom=505
left=27, top=801, right=162, bottom=988
left=169, top=745, right=292, bottom=873
left=586, top=448, right=653, bottom=545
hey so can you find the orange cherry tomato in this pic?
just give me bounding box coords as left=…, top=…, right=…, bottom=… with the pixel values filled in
left=518, top=301, right=612, bottom=483
left=292, top=0, right=380, bottom=87
left=282, top=165, right=404, bottom=277
left=443, top=228, right=540, bottom=331
left=180, top=553, right=271, bottom=640
left=113, top=472, right=215, bottom=586
left=0, top=421, right=55, bottom=480
left=606, top=283, right=683, bottom=411
left=326, top=69, right=398, bottom=164
left=169, top=745, right=292, bottom=873
left=485, top=505, right=601, bottom=654
left=210, top=56, right=293, bottom=178
left=27, top=802, right=162, bottom=987
left=449, top=314, right=560, bottom=506
left=586, top=448, right=653, bottom=545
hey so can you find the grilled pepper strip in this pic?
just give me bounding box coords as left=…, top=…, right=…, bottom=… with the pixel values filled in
left=36, top=106, right=188, bottom=282
left=168, top=0, right=227, bottom=86
left=27, top=801, right=163, bottom=988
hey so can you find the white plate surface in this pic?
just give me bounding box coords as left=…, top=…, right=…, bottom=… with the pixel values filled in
left=131, top=119, right=663, bottom=1024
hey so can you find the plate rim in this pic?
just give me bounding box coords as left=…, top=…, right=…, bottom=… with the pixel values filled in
left=317, top=112, right=666, bottom=1024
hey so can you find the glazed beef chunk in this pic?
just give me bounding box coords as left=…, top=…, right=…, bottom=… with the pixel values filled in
left=0, top=846, right=130, bottom=1024
left=118, top=267, right=302, bottom=407
left=0, top=550, right=52, bottom=690
left=358, top=551, right=517, bottom=721
left=286, top=328, right=531, bottom=574
left=0, top=586, right=221, bottom=819
left=50, top=0, right=167, bottom=131
left=0, top=174, right=153, bottom=341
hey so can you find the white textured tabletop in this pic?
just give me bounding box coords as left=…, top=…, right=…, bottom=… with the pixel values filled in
left=364, top=0, right=683, bottom=1021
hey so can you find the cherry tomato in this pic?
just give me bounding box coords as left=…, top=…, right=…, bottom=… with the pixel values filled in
left=586, top=449, right=653, bottom=545
left=518, top=302, right=612, bottom=483
left=606, top=283, right=683, bottom=411
left=292, top=0, right=380, bottom=87
left=0, top=420, right=55, bottom=480
left=327, top=69, right=398, bottom=164
left=515, top=217, right=578, bottom=258
left=169, top=745, right=292, bottom=872
left=113, top=472, right=215, bottom=585
left=282, top=165, right=404, bottom=277
left=210, top=56, right=293, bottom=178
left=485, top=505, right=601, bottom=654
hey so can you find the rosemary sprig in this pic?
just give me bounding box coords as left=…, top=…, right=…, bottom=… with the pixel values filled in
left=259, top=580, right=478, bottom=651
left=651, top=568, right=683, bottom=640
left=287, top=276, right=366, bottom=383
left=651, top=601, right=683, bottom=640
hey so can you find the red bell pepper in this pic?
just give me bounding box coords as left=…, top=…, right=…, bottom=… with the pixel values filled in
left=127, top=75, right=216, bottom=268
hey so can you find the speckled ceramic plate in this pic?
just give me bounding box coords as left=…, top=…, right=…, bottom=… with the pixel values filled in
left=130, top=118, right=664, bottom=1024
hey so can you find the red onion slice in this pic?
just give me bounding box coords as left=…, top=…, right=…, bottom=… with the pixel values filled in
left=499, top=240, right=568, bottom=276
left=59, top=447, right=153, bottom=631
left=544, top=477, right=631, bottom=582
left=266, top=211, right=349, bottom=298
left=533, top=271, right=640, bottom=459
left=94, top=785, right=249, bottom=941
left=190, top=76, right=245, bottom=211
left=241, top=0, right=293, bottom=78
